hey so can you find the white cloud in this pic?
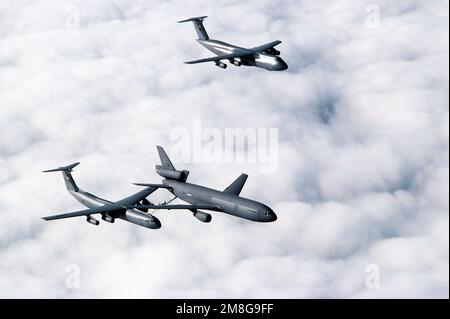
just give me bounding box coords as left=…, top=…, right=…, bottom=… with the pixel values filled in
left=0, top=0, right=448, bottom=298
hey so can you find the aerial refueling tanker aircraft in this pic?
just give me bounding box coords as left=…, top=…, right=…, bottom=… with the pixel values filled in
left=133, top=146, right=277, bottom=224
left=42, top=146, right=277, bottom=228
left=179, top=16, right=288, bottom=71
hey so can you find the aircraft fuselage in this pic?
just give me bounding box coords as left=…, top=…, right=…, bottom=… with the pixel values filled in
left=162, top=179, right=277, bottom=222
left=198, top=39, right=288, bottom=71
left=68, top=187, right=161, bottom=229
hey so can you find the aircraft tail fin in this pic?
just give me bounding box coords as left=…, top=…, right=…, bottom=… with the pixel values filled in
left=155, top=146, right=189, bottom=182
left=223, top=174, right=248, bottom=196
left=43, top=162, right=80, bottom=192
left=178, top=16, right=209, bottom=40
left=156, top=146, right=175, bottom=170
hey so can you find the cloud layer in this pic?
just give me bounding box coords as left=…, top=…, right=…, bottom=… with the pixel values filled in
left=0, top=0, right=448, bottom=298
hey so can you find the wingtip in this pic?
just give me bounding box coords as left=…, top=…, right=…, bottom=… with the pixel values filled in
left=133, top=183, right=150, bottom=187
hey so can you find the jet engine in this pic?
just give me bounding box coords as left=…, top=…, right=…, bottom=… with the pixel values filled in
left=193, top=211, right=212, bottom=223
left=101, top=214, right=115, bottom=223
left=156, top=167, right=190, bottom=182
left=86, top=216, right=100, bottom=226
left=215, top=62, right=227, bottom=69
left=230, top=58, right=241, bottom=66
left=265, top=48, right=281, bottom=56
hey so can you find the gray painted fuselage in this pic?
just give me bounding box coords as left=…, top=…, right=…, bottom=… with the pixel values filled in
left=199, top=39, right=288, bottom=71
left=163, top=179, right=277, bottom=222
left=69, top=186, right=161, bottom=229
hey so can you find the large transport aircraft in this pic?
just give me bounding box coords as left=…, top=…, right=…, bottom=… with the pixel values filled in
left=42, top=146, right=277, bottom=228
left=179, top=16, right=288, bottom=71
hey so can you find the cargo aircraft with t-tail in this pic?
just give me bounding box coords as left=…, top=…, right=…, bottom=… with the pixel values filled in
left=42, top=146, right=277, bottom=228
left=179, top=16, right=288, bottom=71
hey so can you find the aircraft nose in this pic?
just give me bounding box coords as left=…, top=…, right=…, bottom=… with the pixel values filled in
left=260, top=207, right=277, bottom=222
left=274, top=58, right=288, bottom=71
left=150, top=217, right=162, bottom=229
left=270, top=211, right=278, bottom=222
left=279, top=61, right=288, bottom=71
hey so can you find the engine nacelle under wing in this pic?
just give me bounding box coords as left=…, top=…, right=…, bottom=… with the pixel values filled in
left=86, top=216, right=100, bottom=226
left=101, top=214, right=115, bottom=223
left=215, top=62, right=227, bottom=69
left=193, top=211, right=212, bottom=223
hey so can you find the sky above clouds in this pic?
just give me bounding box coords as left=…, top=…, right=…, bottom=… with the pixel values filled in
left=0, top=0, right=448, bottom=298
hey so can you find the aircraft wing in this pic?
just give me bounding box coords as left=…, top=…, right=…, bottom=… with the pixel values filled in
left=42, top=203, right=127, bottom=221
left=184, top=49, right=252, bottom=64
left=251, top=40, right=282, bottom=53
left=129, top=204, right=220, bottom=211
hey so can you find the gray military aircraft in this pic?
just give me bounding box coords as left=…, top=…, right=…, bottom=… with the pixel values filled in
left=179, top=16, right=288, bottom=71
left=41, top=146, right=277, bottom=228
left=131, top=146, right=278, bottom=224
left=41, top=163, right=162, bottom=229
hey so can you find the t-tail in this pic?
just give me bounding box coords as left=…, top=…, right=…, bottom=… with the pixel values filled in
left=155, top=146, right=189, bottom=182
left=43, top=162, right=80, bottom=192
left=178, top=16, right=209, bottom=40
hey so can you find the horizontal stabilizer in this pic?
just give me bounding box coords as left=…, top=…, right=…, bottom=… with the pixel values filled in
left=178, top=16, right=209, bottom=40
left=178, top=16, right=208, bottom=23
left=223, top=174, right=248, bottom=196
left=43, top=162, right=80, bottom=173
